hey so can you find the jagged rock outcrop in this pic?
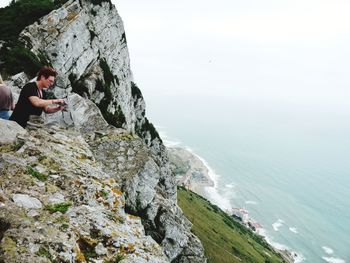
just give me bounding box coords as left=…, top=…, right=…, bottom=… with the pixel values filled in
left=0, top=117, right=168, bottom=263
left=1, top=0, right=207, bottom=262
left=20, top=0, right=139, bottom=133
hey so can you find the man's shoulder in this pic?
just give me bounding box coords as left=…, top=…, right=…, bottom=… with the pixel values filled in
left=23, top=82, right=37, bottom=89
left=21, top=82, right=38, bottom=94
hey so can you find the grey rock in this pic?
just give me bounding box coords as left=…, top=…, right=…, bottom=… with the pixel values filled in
left=123, top=159, right=159, bottom=211
left=12, top=194, right=43, bottom=209
left=0, top=119, right=26, bottom=145
left=27, top=210, right=40, bottom=217
left=95, top=242, right=107, bottom=255
left=48, top=193, right=65, bottom=204
left=1, top=124, right=169, bottom=263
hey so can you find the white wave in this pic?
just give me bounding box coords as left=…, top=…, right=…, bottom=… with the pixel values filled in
left=289, top=227, right=298, bottom=234
left=322, top=246, right=334, bottom=255
left=225, top=183, right=234, bottom=188
left=259, top=228, right=305, bottom=262
left=164, top=139, right=182, bottom=147
left=245, top=200, right=258, bottom=205
left=294, top=253, right=306, bottom=263
left=204, top=186, right=232, bottom=211
left=157, top=130, right=183, bottom=147
left=322, top=257, right=346, bottom=263
left=171, top=145, right=233, bottom=211
left=272, top=219, right=284, bottom=231
left=258, top=228, right=289, bottom=250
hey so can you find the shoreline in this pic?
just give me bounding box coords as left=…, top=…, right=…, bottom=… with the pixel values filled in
left=167, top=146, right=215, bottom=193
left=167, top=145, right=297, bottom=263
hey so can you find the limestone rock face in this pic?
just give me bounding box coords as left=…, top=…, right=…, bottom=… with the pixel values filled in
left=2, top=0, right=206, bottom=261
left=88, top=129, right=206, bottom=263
left=0, top=118, right=168, bottom=263
left=19, top=0, right=142, bottom=133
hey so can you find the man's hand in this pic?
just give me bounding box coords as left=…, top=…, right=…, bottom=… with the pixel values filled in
left=52, top=99, right=66, bottom=105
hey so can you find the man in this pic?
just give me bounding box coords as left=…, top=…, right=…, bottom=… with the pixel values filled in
left=0, top=74, right=15, bottom=120
left=10, top=67, right=66, bottom=128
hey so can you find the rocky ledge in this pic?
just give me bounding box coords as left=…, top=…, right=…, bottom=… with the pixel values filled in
left=0, top=116, right=205, bottom=263
left=0, top=118, right=168, bottom=263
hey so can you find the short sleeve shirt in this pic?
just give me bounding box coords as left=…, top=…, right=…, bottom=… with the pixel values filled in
left=10, top=82, right=43, bottom=128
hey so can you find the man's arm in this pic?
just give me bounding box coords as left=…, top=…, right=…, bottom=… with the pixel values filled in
left=28, top=96, right=64, bottom=108
left=44, top=105, right=65, bottom=114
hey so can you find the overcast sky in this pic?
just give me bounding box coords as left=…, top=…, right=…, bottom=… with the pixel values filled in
left=115, top=0, right=350, bottom=111
left=2, top=0, right=350, bottom=110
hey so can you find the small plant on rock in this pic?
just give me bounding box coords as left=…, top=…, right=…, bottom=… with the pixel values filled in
left=45, top=202, right=72, bottom=214
left=27, top=166, right=47, bottom=181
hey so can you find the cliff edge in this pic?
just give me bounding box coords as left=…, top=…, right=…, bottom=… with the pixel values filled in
left=0, top=0, right=206, bottom=262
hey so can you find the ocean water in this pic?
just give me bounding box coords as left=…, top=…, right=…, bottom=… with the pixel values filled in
left=147, top=95, right=350, bottom=263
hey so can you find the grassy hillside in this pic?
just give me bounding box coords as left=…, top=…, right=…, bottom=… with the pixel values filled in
left=177, top=186, right=288, bottom=263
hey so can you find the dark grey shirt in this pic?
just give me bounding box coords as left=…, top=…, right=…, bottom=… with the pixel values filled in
left=0, top=84, right=13, bottom=110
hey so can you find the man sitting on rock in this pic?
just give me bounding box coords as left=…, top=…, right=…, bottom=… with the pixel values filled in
left=10, top=67, right=66, bottom=128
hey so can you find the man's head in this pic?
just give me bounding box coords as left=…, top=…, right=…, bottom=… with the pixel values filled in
left=36, top=67, right=57, bottom=89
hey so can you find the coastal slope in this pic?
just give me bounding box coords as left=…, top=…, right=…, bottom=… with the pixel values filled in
left=177, top=186, right=289, bottom=263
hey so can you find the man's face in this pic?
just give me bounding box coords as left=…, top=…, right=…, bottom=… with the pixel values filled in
left=43, top=76, right=55, bottom=89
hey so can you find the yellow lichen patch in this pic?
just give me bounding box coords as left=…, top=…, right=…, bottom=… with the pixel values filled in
left=110, top=230, right=119, bottom=238
left=74, top=243, right=87, bottom=263
left=79, top=236, right=98, bottom=247
left=120, top=133, right=135, bottom=141
left=1, top=237, right=17, bottom=258
left=102, top=200, right=110, bottom=207
left=5, top=169, right=34, bottom=186
left=133, top=228, right=141, bottom=238
left=74, top=180, right=83, bottom=186
left=104, top=178, right=116, bottom=186
left=45, top=184, right=60, bottom=194
left=39, top=157, right=61, bottom=172
left=0, top=144, right=14, bottom=153
left=77, top=153, right=90, bottom=161
left=127, top=214, right=140, bottom=220
left=114, top=215, right=125, bottom=223
left=112, top=188, right=123, bottom=196
left=66, top=11, right=78, bottom=21
left=47, top=16, right=54, bottom=24
left=18, top=246, right=27, bottom=253
left=120, top=243, right=136, bottom=254
left=54, top=215, right=69, bottom=224
left=112, top=199, right=120, bottom=209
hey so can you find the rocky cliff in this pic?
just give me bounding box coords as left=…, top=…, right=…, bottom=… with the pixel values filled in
left=0, top=0, right=206, bottom=262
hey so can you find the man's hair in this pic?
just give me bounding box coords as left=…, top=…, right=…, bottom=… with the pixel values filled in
left=36, top=67, right=57, bottom=80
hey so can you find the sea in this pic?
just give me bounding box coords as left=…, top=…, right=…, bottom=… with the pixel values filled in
left=115, top=1, right=350, bottom=261
left=145, top=94, right=350, bottom=263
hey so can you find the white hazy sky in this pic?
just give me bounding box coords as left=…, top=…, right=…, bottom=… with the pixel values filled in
left=1, top=0, right=350, bottom=109
left=115, top=0, right=350, bottom=110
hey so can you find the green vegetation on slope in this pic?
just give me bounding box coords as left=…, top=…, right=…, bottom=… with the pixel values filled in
left=0, top=0, right=67, bottom=76
left=177, top=186, right=287, bottom=263
left=0, top=0, right=67, bottom=43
